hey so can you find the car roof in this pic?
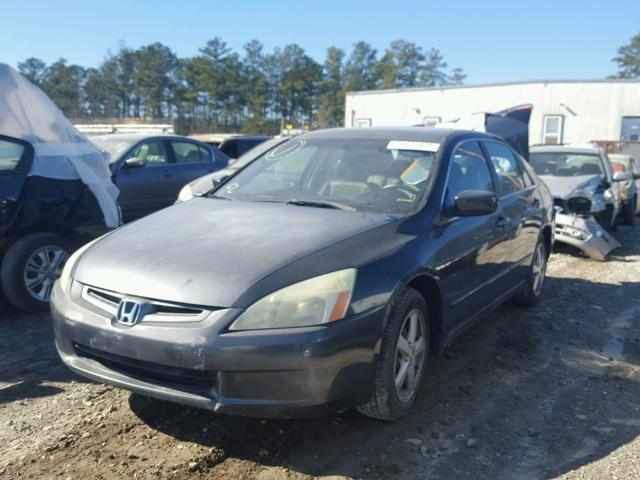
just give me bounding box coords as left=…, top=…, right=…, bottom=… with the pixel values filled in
left=608, top=153, right=635, bottom=162
left=530, top=144, right=604, bottom=155
left=222, top=135, right=271, bottom=142
left=297, top=127, right=493, bottom=144
left=92, top=133, right=199, bottom=143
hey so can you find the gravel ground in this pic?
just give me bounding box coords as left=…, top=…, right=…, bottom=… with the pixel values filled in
left=0, top=225, right=639, bottom=480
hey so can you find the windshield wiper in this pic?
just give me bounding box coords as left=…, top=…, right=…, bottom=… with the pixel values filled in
left=285, top=199, right=355, bottom=211
left=205, top=193, right=232, bottom=200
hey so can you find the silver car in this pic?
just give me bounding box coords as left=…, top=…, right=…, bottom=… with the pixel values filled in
left=530, top=144, right=628, bottom=260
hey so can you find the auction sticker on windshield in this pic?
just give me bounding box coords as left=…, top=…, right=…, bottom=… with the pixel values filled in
left=387, top=140, right=440, bottom=153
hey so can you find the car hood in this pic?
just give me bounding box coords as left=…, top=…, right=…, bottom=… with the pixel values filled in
left=74, top=198, right=397, bottom=307
left=538, top=174, right=603, bottom=199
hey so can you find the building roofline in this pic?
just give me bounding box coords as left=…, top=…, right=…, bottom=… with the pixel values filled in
left=346, top=78, right=640, bottom=97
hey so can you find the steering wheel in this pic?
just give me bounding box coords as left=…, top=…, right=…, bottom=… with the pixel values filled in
left=381, top=183, right=420, bottom=203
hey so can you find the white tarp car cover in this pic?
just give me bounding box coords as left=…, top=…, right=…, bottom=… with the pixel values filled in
left=0, top=63, right=120, bottom=228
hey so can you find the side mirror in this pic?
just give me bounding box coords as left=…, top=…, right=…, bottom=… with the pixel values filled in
left=124, top=157, right=145, bottom=168
left=613, top=171, right=632, bottom=182
left=454, top=190, right=498, bottom=216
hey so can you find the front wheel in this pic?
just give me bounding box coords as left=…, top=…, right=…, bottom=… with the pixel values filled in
left=1, top=233, right=71, bottom=313
left=357, top=288, right=429, bottom=421
left=513, top=239, right=548, bottom=307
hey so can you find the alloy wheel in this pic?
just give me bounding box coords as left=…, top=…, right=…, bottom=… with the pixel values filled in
left=532, top=243, right=546, bottom=296
left=23, top=245, right=69, bottom=302
left=394, top=309, right=427, bottom=403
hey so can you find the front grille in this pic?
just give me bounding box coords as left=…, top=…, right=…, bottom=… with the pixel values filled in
left=74, top=343, right=216, bottom=389
left=81, top=285, right=212, bottom=322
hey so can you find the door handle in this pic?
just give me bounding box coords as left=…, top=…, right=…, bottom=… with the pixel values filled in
left=532, top=197, right=540, bottom=208
left=496, top=215, right=509, bottom=228
left=163, top=171, right=173, bottom=178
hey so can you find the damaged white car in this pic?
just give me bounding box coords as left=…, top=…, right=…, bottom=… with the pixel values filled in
left=530, top=145, right=628, bottom=260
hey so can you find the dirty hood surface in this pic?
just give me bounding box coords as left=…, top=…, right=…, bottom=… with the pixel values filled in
left=74, top=198, right=395, bottom=307
left=538, top=174, right=603, bottom=199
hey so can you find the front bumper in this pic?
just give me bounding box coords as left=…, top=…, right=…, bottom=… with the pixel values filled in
left=51, top=282, right=385, bottom=418
left=554, top=212, right=620, bottom=261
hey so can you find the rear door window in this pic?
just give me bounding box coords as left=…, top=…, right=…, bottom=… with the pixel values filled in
left=446, top=141, right=495, bottom=208
left=0, top=138, right=27, bottom=174
left=172, top=141, right=210, bottom=164
left=482, top=141, right=526, bottom=195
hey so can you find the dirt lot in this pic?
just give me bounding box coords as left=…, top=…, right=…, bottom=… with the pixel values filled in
left=1, top=226, right=639, bottom=480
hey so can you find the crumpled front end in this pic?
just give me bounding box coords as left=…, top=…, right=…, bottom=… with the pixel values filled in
left=554, top=212, right=620, bottom=261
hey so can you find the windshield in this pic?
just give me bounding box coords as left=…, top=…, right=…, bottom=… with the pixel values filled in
left=530, top=152, right=605, bottom=177
left=91, top=136, right=138, bottom=162
left=216, top=137, right=436, bottom=214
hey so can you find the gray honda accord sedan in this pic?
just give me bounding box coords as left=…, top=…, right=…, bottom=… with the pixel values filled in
left=52, top=127, right=554, bottom=420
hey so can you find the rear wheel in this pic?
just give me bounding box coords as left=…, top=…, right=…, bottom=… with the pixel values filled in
left=1, top=233, right=71, bottom=313
left=513, top=239, right=548, bottom=307
left=357, top=288, right=429, bottom=421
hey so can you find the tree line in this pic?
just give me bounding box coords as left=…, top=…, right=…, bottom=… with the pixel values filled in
left=17, top=38, right=466, bottom=134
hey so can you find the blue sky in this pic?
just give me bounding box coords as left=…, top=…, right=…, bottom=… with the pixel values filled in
left=2, top=0, right=639, bottom=83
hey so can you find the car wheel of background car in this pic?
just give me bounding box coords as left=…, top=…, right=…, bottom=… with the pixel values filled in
left=622, top=201, right=635, bottom=226
left=595, top=205, right=616, bottom=232
left=513, top=239, right=548, bottom=307
left=1, top=233, right=71, bottom=313
left=357, top=288, right=429, bottom=421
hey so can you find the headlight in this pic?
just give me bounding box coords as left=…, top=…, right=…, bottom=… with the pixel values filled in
left=567, top=196, right=591, bottom=215
left=57, top=238, right=100, bottom=293
left=177, top=184, right=194, bottom=203
left=229, top=268, right=357, bottom=330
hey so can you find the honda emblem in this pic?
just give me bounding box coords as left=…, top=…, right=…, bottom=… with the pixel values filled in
left=115, top=299, right=142, bottom=325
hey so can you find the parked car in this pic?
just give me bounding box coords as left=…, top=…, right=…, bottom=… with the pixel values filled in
left=92, top=134, right=229, bottom=222
left=53, top=128, right=554, bottom=420
left=189, top=134, right=271, bottom=159
left=529, top=144, right=626, bottom=260
left=177, top=136, right=288, bottom=202
left=0, top=136, right=111, bottom=312
left=217, top=135, right=271, bottom=159
left=608, top=153, right=640, bottom=224
left=529, top=145, right=622, bottom=230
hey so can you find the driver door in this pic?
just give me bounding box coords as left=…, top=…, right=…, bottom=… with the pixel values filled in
left=113, top=140, right=173, bottom=222
left=433, top=141, right=508, bottom=332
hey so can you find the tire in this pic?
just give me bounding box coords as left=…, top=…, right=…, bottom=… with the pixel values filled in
left=622, top=200, right=635, bottom=226
left=513, top=239, right=548, bottom=307
left=595, top=205, right=616, bottom=232
left=1, top=233, right=72, bottom=313
left=357, top=288, right=430, bottom=421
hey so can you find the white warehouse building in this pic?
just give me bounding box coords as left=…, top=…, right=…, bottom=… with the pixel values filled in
left=344, top=80, right=640, bottom=145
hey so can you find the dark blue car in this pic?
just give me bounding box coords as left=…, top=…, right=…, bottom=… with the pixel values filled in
left=53, top=127, right=554, bottom=420
left=92, top=134, right=229, bottom=222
